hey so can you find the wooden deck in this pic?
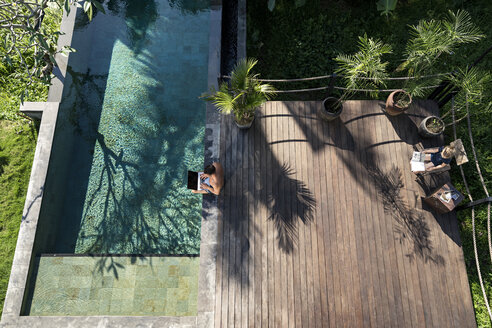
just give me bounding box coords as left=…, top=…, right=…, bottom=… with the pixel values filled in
left=214, top=100, right=475, bottom=327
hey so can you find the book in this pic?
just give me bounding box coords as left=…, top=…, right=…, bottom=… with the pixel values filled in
left=410, top=151, right=425, bottom=172
left=411, top=151, right=425, bottom=162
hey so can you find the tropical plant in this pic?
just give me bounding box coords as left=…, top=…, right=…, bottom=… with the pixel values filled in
left=0, top=0, right=103, bottom=100
left=203, top=58, right=276, bottom=125
left=441, top=66, right=492, bottom=123
left=376, top=0, right=397, bottom=18
left=335, top=34, right=392, bottom=101
left=398, top=10, right=484, bottom=97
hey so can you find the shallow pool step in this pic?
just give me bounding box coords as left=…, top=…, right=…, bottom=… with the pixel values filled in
left=24, top=255, right=199, bottom=316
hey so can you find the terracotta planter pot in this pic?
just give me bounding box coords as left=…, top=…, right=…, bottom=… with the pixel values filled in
left=385, top=89, right=412, bottom=116
left=318, top=97, right=343, bottom=121
left=418, top=116, right=445, bottom=138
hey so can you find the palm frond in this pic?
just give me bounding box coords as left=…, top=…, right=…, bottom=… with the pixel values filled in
left=449, top=66, right=491, bottom=111
left=401, top=10, right=482, bottom=78
left=231, top=58, right=258, bottom=91
left=444, top=10, right=484, bottom=45
left=335, top=34, right=391, bottom=98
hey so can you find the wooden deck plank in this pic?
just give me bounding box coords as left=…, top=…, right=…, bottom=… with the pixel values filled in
left=214, top=113, right=224, bottom=328
left=276, top=102, right=289, bottom=327
left=377, top=104, right=417, bottom=328
left=304, top=102, right=323, bottom=328
left=266, top=101, right=275, bottom=328
left=270, top=101, right=280, bottom=327
left=292, top=102, right=304, bottom=328
left=215, top=100, right=475, bottom=328
left=327, top=103, right=343, bottom=327
left=318, top=102, right=336, bottom=328
left=252, top=105, right=262, bottom=328
left=310, top=102, right=330, bottom=328
left=392, top=109, right=425, bottom=326
left=300, top=101, right=316, bottom=328
left=341, top=102, right=364, bottom=327
left=295, top=102, right=309, bottom=328
left=345, top=101, right=374, bottom=327
left=367, top=103, right=393, bottom=327
left=240, top=113, right=251, bottom=328
left=387, top=104, right=430, bottom=328
left=260, top=104, right=269, bottom=327
left=285, top=103, right=296, bottom=328
left=360, top=103, right=384, bottom=327
left=218, top=115, right=231, bottom=328
left=373, top=104, right=403, bottom=328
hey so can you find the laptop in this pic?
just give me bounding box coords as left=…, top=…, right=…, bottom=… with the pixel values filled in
left=187, top=171, right=204, bottom=190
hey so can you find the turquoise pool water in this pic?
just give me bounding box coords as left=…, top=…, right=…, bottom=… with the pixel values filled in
left=37, top=0, right=210, bottom=255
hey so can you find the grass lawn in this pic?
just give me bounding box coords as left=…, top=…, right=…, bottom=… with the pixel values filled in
left=248, top=0, right=492, bottom=326
left=0, top=5, right=60, bottom=316
left=0, top=120, right=37, bottom=316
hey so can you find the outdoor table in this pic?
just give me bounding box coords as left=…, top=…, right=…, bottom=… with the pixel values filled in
left=424, top=182, right=464, bottom=214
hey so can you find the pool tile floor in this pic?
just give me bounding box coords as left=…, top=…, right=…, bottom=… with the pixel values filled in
left=26, top=256, right=199, bottom=316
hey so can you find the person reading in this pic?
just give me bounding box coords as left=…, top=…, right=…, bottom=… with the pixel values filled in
left=191, top=162, right=224, bottom=195
left=412, top=145, right=455, bottom=173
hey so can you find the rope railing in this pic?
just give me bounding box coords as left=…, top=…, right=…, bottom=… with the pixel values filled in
left=265, top=84, right=442, bottom=94
left=219, top=72, right=448, bottom=82
left=451, top=96, right=492, bottom=323
left=332, top=85, right=441, bottom=92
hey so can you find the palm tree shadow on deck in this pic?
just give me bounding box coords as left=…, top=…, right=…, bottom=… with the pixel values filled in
left=267, top=163, right=316, bottom=253
left=220, top=115, right=316, bottom=284
left=368, top=165, right=444, bottom=265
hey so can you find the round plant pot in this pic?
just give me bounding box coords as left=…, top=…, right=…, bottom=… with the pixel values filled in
left=318, top=97, right=343, bottom=121
left=385, top=89, right=412, bottom=116
left=235, top=116, right=254, bottom=129
left=418, top=116, right=445, bottom=138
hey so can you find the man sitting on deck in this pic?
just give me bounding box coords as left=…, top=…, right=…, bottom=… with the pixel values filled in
left=191, top=162, right=224, bottom=195
left=412, top=144, right=455, bottom=174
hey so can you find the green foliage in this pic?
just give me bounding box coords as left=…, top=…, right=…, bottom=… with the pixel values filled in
left=447, top=66, right=492, bottom=115
left=0, top=7, right=61, bottom=117
left=203, top=58, right=276, bottom=124
left=0, top=121, right=37, bottom=317
left=0, top=0, right=102, bottom=98
left=335, top=34, right=392, bottom=99
left=376, top=0, right=397, bottom=17
left=398, top=10, right=484, bottom=97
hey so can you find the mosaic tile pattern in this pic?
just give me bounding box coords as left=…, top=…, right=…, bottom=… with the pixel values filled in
left=40, top=0, right=210, bottom=255
left=26, top=256, right=199, bottom=316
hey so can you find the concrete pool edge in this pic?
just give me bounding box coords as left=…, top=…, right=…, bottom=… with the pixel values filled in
left=1, top=2, right=222, bottom=327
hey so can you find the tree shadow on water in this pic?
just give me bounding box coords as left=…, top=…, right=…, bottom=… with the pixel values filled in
left=368, top=165, right=444, bottom=265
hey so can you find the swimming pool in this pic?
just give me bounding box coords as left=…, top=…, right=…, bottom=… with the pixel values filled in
left=36, top=0, right=210, bottom=255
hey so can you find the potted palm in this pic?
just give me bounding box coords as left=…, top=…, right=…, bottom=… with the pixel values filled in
left=320, top=35, right=392, bottom=121
left=390, top=10, right=484, bottom=115
left=202, top=58, right=276, bottom=129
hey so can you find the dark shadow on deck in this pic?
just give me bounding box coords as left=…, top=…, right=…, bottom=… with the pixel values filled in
left=369, top=165, right=444, bottom=265
left=219, top=112, right=316, bottom=284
